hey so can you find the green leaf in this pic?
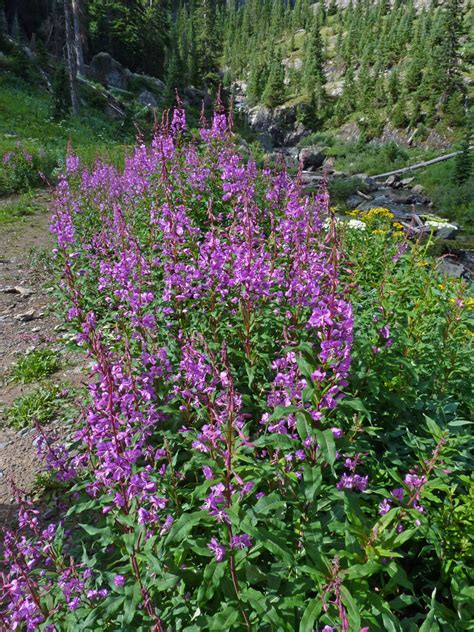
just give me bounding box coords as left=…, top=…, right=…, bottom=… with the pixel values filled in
left=296, top=411, right=311, bottom=441
left=340, top=585, right=361, bottom=629
left=124, top=581, right=141, bottom=624
left=166, top=511, right=208, bottom=544
left=267, top=405, right=301, bottom=422
left=302, top=464, right=322, bottom=502
left=419, top=606, right=436, bottom=631
left=253, top=492, right=286, bottom=516
left=315, top=428, right=336, bottom=470
left=207, top=607, right=240, bottom=630
left=245, top=525, right=293, bottom=564
left=345, top=560, right=381, bottom=580
left=448, top=419, right=472, bottom=428
left=342, top=397, right=371, bottom=420
left=424, top=415, right=443, bottom=438
left=299, top=598, right=322, bottom=632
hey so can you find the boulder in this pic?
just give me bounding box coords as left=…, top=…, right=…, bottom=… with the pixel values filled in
left=283, top=122, right=309, bottom=147
left=273, top=104, right=297, bottom=128
left=385, top=174, right=400, bottom=187
left=248, top=105, right=273, bottom=133
left=355, top=174, right=379, bottom=193
left=138, top=90, right=159, bottom=108
left=89, top=52, right=128, bottom=90
left=436, top=226, right=458, bottom=240
left=247, top=103, right=309, bottom=148
left=438, top=259, right=467, bottom=278
left=299, top=146, right=326, bottom=170
left=183, top=86, right=208, bottom=106
left=346, top=194, right=364, bottom=210
left=257, top=133, right=274, bottom=151
left=412, top=184, right=425, bottom=195
left=264, top=152, right=298, bottom=170
left=400, top=177, right=415, bottom=187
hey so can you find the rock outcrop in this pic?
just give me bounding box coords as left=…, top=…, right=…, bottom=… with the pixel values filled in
left=88, top=52, right=128, bottom=90
left=246, top=102, right=310, bottom=148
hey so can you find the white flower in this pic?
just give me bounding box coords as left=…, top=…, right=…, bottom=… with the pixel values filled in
left=347, top=219, right=367, bottom=231
left=425, top=220, right=457, bottom=231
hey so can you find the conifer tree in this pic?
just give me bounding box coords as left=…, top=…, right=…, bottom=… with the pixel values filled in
left=443, top=0, right=463, bottom=92
left=247, top=57, right=265, bottom=106
left=387, top=68, right=400, bottom=104
left=303, top=14, right=325, bottom=99
left=262, top=54, right=285, bottom=108
left=194, top=0, right=220, bottom=94
left=453, top=134, right=472, bottom=184
left=163, top=50, right=181, bottom=108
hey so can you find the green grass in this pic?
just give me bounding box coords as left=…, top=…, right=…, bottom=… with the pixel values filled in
left=5, top=384, right=61, bottom=428
left=414, top=160, right=474, bottom=231
left=0, top=72, right=133, bottom=197
left=0, top=192, right=47, bottom=223
left=11, top=349, right=61, bottom=383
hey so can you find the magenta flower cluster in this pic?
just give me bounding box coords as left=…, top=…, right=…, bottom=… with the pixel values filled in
left=1, top=104, right=355, bottom=629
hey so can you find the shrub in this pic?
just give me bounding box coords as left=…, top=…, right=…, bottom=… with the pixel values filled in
left=1, top=107, right=473, bottom=631
left=0, top=143, right=56, bottom=195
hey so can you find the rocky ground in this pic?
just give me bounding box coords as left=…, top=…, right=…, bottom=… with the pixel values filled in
left=0, top=200, right=85, bottom=528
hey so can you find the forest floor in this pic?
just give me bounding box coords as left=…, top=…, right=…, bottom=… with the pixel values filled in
left=0, top=196, right=85, bottom=527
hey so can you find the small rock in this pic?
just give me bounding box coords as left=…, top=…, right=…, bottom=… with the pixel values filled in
left=346, top=194, right=364, bottom=210
left=31, top=326, right=41, bottom=333
left=15, top=309, right=36, bottom=322
left=438, top=259, right=466, bottom=278
left=355, top=174, right=379, bottom=193
left=299, top=146, right=326, bottom=170
left=1, top=286, right=33, bottom=296
left=412, top=184, right=425, bottom=195
left=436, top=226, right=458, bottom=240
left=400, top=177, right=415, bottom=187
left=138, top=90, right=159, bottom=108
left=385, top=175, right=400, bottom=187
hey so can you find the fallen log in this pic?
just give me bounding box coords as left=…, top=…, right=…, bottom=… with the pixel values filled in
left=372, top=146, right=473, bottom=180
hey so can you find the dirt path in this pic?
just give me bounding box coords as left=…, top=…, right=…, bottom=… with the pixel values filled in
left=0, top=199, right=85, bottom=526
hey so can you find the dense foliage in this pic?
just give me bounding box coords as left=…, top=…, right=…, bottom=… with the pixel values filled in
left=3, top=0, right=471, bottom=137
left=1, top=107, right=472, bottom=630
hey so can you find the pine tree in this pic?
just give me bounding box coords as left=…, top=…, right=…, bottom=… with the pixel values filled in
left=337, top=65, right=355, bottom=120
left=453, top=134, right=472, bottom=184
left=194, top=0, right=220, bottom=94
left=163, top=51, right=181, bottom=108
left=404, top=52, right=424, bottom=94
left=303, top=14, right=325, bottom=99
left=262, top=55, right=285, bottom=108
left=391, top=98, right=407, bottom=128
left=387, top=68, right=400, bottom=104
left=247, top=57, right=265, bottom=106
left=443, top=0, right=463, bottom=93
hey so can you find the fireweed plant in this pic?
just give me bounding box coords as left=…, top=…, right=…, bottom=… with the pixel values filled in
left=1, top=105, right=473, bottom=631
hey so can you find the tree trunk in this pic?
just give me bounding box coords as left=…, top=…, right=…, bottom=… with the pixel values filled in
left=52, top=0, right=61, bottom=59
left=71, top=0, right=84, bottom=76
left=64, top=0, right=80, bottom=114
